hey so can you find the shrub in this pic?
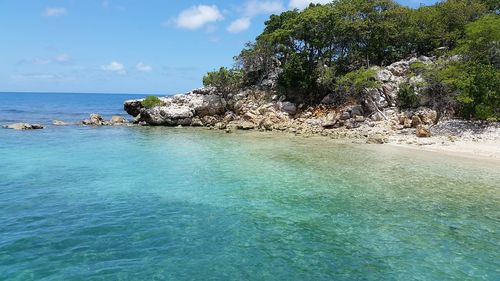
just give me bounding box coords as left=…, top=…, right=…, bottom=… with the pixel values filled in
left=455, top=63, right=499, bottom=120
left=203, top=67, right=243, bottom=96
left=409, top=61, right=430, bottom=75
left=336, top=68, right=380, bottom=99
left=398, top=82, right=420, bottom=109
left=142, top=96, right=162, bottom=109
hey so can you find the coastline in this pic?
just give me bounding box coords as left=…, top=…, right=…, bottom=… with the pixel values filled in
left=387, top=140, right=500, bottom=161
left=162, top=125, right=500, bottom=163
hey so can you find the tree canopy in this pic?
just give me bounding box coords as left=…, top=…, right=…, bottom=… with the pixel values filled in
left=205, top=0, right=499, bottom=119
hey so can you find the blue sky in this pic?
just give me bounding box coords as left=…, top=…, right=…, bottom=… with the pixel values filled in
left=0, top=0, right=438, bottom=94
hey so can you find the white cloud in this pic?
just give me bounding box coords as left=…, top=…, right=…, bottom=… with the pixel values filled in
left=136, top=62, right=153, bottom=72
left=42, top=7, right=67, bottom=17
left=244, top=0, right=284, bottom=17
left=32, top=58, right=51, bottom=65
left=174, top=5, right=224, bottom=30
left=101, top=61, right=126, bottom=75
left=54, top=54, right=71, bottom=63
left=226, top=1, right=284, bottom=34
left=11, top=74, right=57, bottom=81
left=227, top=17, right=251, bottom=33
left=289, top=0, right=331, bottom=9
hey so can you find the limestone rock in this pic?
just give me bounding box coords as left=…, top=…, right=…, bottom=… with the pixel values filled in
left=416, top=125, right=432, bottom=138
left=191, top=117, right=204, bottom=127
left=236, top=121, right=256, bottom=130
left=355, top=116, right=366, bottom=123
left=110, top=116, right=127, bottom=124
left=82, top=114, right=106, bottom=126
left=411, top=116, right=422, bottom=128
left=366, top=134, right=387, bottom=144
left=371, top=112, right=385, bottom=122
left=340, top=112, right=351, bottom=120
left=3, top=123, right=45, bottom=130
left=279, top=101, right=297, bottom=115
left=349, top=105, right=364, bottom=117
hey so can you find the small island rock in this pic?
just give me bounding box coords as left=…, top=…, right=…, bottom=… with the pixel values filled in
left=3, top=123, right=45, bottom=130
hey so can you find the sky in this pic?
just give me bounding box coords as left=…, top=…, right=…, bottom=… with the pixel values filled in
left=0, top=0, right=439, bottom=95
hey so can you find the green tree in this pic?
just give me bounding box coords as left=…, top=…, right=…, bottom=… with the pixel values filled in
left=457, top=15, right=500, bottom=66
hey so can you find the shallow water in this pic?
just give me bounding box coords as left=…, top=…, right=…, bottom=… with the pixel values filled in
left=0, top=93, right=499, bottom=280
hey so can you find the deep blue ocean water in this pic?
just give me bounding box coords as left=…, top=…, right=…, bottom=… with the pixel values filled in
left=0, top=92, right=499, bottom=280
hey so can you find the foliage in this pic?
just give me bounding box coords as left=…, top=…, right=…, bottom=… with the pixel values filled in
left=421, top=61, right=499, bottom=120
left=202, top=67, right=243, bottom=96
left=456, top=15, right=500, bottom=66
left=409, top=61, right=430, bottom=74
left=398, top=82, right=420, bottom=109
left=142, top=96, right=161, bottom=109
left=203, top=0, right=497, bottom=118
left=336, top=68, right=380, bottom=99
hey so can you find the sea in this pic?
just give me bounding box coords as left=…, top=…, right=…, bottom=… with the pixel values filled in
left=0, top=92, right=499, bottom=280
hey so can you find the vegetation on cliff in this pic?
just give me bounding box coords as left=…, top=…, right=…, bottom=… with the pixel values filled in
left=203, top=0, right=499, bottom=120
left=141, top=96, right=162, bottom=109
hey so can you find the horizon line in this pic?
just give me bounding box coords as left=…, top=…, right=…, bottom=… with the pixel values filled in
left=0, top=91, right=169, bottom=96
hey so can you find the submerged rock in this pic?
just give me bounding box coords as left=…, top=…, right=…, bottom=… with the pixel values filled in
left=3, top=123, right=45, bottom=130
left=110, top=116, right=128, bottom=124
left=52, top=120, right=69, bottom=126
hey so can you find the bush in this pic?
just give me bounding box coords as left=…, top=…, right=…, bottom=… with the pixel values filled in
left=142, top=96, right=162, bottom=109
left=398, top=82, right=420, bottom=108
left=456, top=64, right=499, bottom=120
left=203, top=67, right=243, bottom=96
left=336, top=68, right=380, bottom=99
left=409, top=61, right=430, bottom=75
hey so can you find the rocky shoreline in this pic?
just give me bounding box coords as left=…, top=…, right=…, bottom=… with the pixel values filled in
left=3, top=57, right=498, bottom=158
left=122, top=57, right=498, bottom=152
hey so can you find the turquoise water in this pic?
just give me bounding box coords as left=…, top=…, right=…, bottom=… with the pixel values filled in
left=1, top=93, right=499, bottom=280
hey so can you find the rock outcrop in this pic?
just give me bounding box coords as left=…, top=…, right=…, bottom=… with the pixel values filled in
left=123, top=57, right=479, bottom=145
left=362, top=56, right=434, bottom=114
left=3, top=123, right=45, bottom=130
left=124, top=87, right=295, bottom=128
left=81, top=114, right=128, bottom=126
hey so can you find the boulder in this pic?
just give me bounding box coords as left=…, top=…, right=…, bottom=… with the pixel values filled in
left=321, top=94, right=336, bottom=105
left=259, top=118, right=274, bottom=131
left=366, top=134, right=387, bottom=144
left=110, top=116, right=127, bottom=124
left=3, top=123, right=44, bottom=130
left=411, top=115, right=422, bottom=128
left=355, top=116, right=366, bottom=123
left=82, top=114, right=106, bottom=126
left=376, top=69, right=393, bottom=82
left=349, top=105, right=364, bottom=117
left=140, top=105, right=194, bottom=126
left=416, top=109, right=437, bottom=125
left=202, top=116, right=218, bottom=127
left=191, top=117, right=204, bottom=127
left=236, top=121, right=256, bottom=130
left=279, top=101, right=297, bottom=115
left=403, top=118, right=413, bottom=128
left=416, top=125, right=432, bottom=138
left=340, top=112, right=351, bottom=120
